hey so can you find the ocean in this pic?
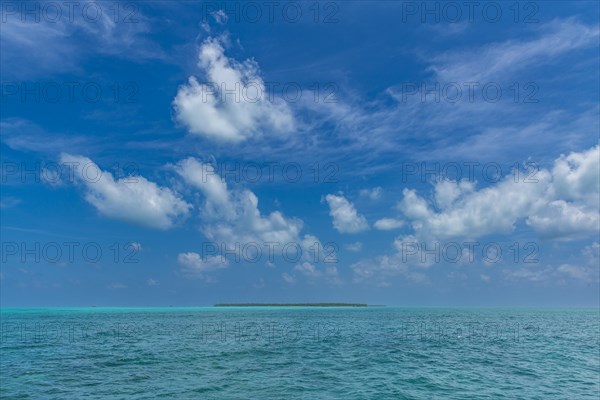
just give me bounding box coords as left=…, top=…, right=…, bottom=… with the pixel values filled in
left=1, top=307, right=599, bottom=399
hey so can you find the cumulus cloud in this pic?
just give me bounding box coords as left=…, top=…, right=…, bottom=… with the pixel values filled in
left=526, top=200, right=599, bottom=239
left=433, top=180, right=475, bottom=210
left=399, top=174, right=551, bottom=239
left=360, top=187, right=383, bottom=200
left=504, top=242, right=599, bottom=284
left=282, top=272, right=296, bottom=284
left=60, top=153, right=191, bottom=229
left=294, top=262, right=322, bottom=277
left=549, top=145, right=599, bottom=208
left=502, top=266, right=554, bottom=283
left=130, top=242, right=143, bottom=252
left=556, top=264, right=590, bottom=281
left=178, top=252, right=228, bottom=279
left=292, top=262, right=340, bottom=284
left=350, top=254, right=428, bottom=287
left=395, top=146, right=599, bottom=241
left=555, top=243, right=598, bottom=283
left=526, top=146, right=600, bottom=239
left=351, top=256, right=402, bottom=284
left=173, top=37, right=295, bottom=142
left=345, top=242, right=363, bottom=252
left=175, top=158, right=328, bottom=263
left=108, top=282, right=127, bottom=290
left=354, top=146, right=599, bottom=285
left=324, top=193, right=369, bottom=233
left=374, top=218, right=404, bottom=231
left=211, top=10, right=228, bottom=24
left=175, top=157, right=235, bottom=219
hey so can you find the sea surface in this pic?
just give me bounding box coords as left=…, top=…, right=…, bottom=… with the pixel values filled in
left=1, top=307, right=599, bottom=399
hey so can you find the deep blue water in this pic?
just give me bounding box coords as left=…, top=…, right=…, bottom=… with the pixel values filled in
left=1, top=307, right=599, bottom=399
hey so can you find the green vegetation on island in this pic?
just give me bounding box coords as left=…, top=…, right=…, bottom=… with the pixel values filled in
left=214, top=303, right=371, bottom=307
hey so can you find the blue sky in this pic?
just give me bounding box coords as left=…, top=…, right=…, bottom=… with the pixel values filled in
left=1, top=1, right=599, bottom=306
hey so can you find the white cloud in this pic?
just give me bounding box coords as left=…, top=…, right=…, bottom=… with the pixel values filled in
left=178, top=252, right=228, bottom=279
left=18, top=268, right=33, bottom=276
left=434, top=180, right=475, bottom=210
left=550, top=145, right=600, bottom=208
left=325, top=193, right=369, bottom=233
left=108, top=282, right=127, bottom=290
left=399, top=173, right=551, bottom=239
left=525, top=146, right=600, bottom=239
left=1, top=119, right=92, bottom=154
left=360, top=187, right=382, bottom=200
left=282, top=272, right=296, bottom=284
left=556, top=264, right=590, bottom=281
left=526, top=200, right=599, bottom=239
left=252, top=278, right=266, bottom=289
left=558, top=243, right=599, bottom=283
left=345, top=242, right=363, bottom=252
left=372, top=19, right=600, bottom=167
left=130, top=242, right=143, bottom=252
left=211, top=10, right=228, bottom=24
left=173, top=37, right=294, bottom=142
left=374, top=218, right=404, bottom=231
left=503, top=266, right=554, bottom=283
left=294, top=262, right=322, bottom=277
left=350, top=254, right=428, bottom=286
left=506, top=242, right=599, bottom=284
left=175, top=157, right=234, bottom=219
left=293, top=262, right=340, bottom=284
left=395, top=145, right=600, bottom=241
left=391, top=234, right=438, bottom=269
left=60, top=153, right=191, bottom=229
left=504, top=251, right=599, bottom=284
left=1, top=1, right=164, bottom=79
left=164, top=20, right=598, bottom=177
left=357, top=147, right=599, bottom=284
left=0, top=197, right=21, bottom=209
left=176, top=158, right=326, bottom=263
left=582, top=242, right=600, bottom=266
left=146, top=278, right=159, bottom=286
left=430, top=19, right=599, bottom=82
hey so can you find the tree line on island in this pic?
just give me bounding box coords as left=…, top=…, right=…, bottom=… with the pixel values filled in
left=214, top=303, right=375, bottom=307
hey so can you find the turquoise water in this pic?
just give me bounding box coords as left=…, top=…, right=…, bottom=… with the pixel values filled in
left=1, top=307, right=598, bottom=399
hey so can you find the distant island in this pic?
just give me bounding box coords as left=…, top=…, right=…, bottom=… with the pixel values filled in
left=214, top=303, right=371, bottom=307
